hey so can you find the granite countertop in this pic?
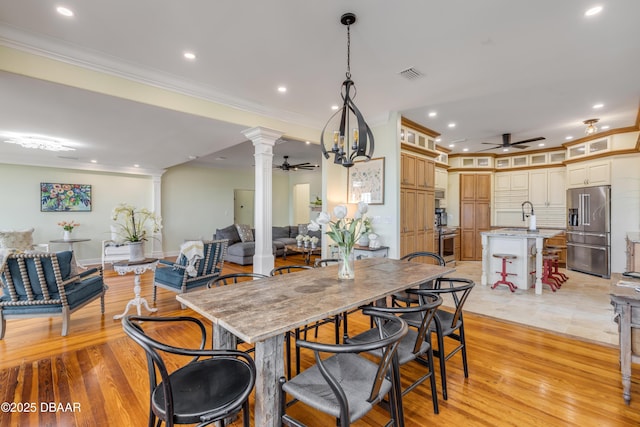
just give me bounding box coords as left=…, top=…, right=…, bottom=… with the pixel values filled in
left=480, top=228, right=562, bottom=238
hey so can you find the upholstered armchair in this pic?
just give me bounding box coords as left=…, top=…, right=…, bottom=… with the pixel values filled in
left=0, top=251, right=107, bottom=339
left=153, top=239, right=228, bottom=307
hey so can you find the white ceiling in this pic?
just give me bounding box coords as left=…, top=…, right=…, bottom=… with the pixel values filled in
left=0, top=1, right=639, bottom=174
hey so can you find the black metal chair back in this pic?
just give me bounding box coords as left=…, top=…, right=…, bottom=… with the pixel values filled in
left=279, top=309, right=408, bottom=427
left=122, top=315, right=256, bottom=427
left=208, top=272, right=268, bottom=287
left=270, top=265, right=313, bottom=275
left=314, top=258, right=339, bottom=267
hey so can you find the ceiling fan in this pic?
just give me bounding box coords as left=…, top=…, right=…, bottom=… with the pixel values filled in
left=274, top=155, right=318, bottom=171
left=479, top=133, right=545, bottom=152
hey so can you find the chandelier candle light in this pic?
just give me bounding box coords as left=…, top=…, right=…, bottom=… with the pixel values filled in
left=320, top=12, right=374, bottom=168
left=309, top=202, right=370, bottom=279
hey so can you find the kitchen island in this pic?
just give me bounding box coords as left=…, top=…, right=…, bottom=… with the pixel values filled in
left=481, top=228, right=563, bottom=295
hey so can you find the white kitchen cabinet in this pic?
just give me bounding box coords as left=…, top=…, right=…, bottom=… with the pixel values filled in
left=495, top=171, right=528, bottom=192
left=529, top=168, right=565, bottom=207
left=435, top=167, right=448, bottom=190
left=567, top=160, right=610, bottom=188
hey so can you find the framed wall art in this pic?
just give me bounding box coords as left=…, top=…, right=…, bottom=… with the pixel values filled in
left=40, top=183, right=92, bottom=212
left=347, top=157, right=385, bottom=205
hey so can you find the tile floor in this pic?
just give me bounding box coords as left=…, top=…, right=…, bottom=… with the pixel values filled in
left=450, top=261, right=620, bottom=346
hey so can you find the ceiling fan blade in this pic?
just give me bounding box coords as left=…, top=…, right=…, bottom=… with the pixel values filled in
left=481, top=142, right=501, bottom=146
left=512, top=145, right=529, bottom=149
left=512, top=137, right=545, bottom=145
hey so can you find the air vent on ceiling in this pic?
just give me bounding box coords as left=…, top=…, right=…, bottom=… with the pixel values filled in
left=57, top=155, right=79, bottom=160
left=399, top=67, right=423, bottom=80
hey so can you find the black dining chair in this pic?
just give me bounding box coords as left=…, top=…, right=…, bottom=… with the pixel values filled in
left=346, top=291, right=444, bottom=414
left=279, top=309, right=409, bottom=427
left=270, top=264, right=313, bottom=275
left=313, top=258, right=340, bottom=268
left=208, top=272, right=268, bottom=287
left=391, top=251, right=446, bottom=307
left=121, top=315, right=256, bottom=427
left=404, top=277, right=475, bottom=400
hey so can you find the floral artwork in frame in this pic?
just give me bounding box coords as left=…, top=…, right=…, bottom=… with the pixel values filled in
left=347, top=157, right=385, bottom=205
left=40, top=183, right=92, bottom=212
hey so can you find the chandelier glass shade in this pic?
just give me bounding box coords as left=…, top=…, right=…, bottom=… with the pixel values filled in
left=583, top=118, right=599, bottom=135
left=320, top=13, right=374, bottom=168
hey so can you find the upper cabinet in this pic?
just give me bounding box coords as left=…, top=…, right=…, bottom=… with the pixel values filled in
left=400, top=125, right=436, bottom=151
left=566, top=159, right=610, bottom=188
left=566, top=137, right=610, bottom=160
left=402, top=152, right=434, bottom=189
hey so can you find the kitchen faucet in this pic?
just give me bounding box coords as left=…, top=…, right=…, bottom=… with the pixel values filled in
left=521, top=201, right=534, bottom=221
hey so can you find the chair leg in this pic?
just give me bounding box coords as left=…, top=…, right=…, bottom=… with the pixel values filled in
left=433, top=330, right=448, bottom=400
left=61, top=306, right=70, bottom=337
left=152, top=284, right=157, bottom=303
left=242, top=400, right=250, bottom=427
left=0, top=312, right=5, bottom=339
left=426, top=348, right=439, bottom=414
left=459, top=326, right=469, bottom=378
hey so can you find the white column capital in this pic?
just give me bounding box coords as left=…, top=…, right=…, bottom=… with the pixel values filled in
left=242, top=127, right=284, bottom=146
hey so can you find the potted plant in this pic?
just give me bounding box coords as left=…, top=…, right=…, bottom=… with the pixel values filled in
left=111, top=203, right=162, bottom=261
left=303, top=235, right=311, bottom=248
left=296, top=234, right=304, bottom=247
left=58, top=220, right=79, bottom=240
left=310, top=236, right=319, bottom=249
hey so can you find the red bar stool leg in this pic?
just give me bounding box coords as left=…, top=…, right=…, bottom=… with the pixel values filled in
left=492, top=253, right=518, bottom=292
left=541, top=256, right=559, bottom=292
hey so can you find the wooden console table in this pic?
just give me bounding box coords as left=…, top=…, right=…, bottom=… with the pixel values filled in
left=610, top=273, right=640, bottom=404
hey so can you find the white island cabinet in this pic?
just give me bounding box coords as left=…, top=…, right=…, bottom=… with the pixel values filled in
left=480, top=228, right=563, bottom=295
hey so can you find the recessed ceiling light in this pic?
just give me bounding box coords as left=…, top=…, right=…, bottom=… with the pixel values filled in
left=134, top=164, right=140, bottom=168
left=331, top=105, right=339, bottom=111
left=183, top=52, right=196, bottom=60
left=90, top=159, right=97, bottom=163
left=462, top=148, right=469, bottom=152
left=448, top=123, right=456, bottom=128
left=448, top=144, right=454, bottom=148
left=428, top=111, right=437, bottom=118
left=56, top=6, right=74, bottom=17
left=585, top=6, right=603, bottom=16
left=435, top=137, right=441, bottom=142
left=565, top=136, right=574, bottom=140
left=277, top=86, right=287, bottom=93
left=305, top=141, right=310, bottom=145
left=593, top=103, right=604, bottom=109
left=601, top=125, right=610, bottom=130
left=502, top=148, right=509, bottom=152
left=538, top=143, right=545, bottom=147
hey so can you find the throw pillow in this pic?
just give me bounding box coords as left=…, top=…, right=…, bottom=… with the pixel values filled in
left=0, top=229, right=35, bottom=251
left=215, top=225, right=241, bottom=244
left=235, top=224, right=254, bottom=243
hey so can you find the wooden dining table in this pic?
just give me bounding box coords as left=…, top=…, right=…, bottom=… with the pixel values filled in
left=177, top=257, right=455, bottom=427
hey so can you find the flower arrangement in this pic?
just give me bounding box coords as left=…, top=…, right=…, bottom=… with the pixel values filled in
left=296, top=234, right=304, bottom=242
left=58, top=220, right=80, bottom=232
left=308, top=202, right=369, bottom=279
left=310, top=236, right=319, bottom=245
left=303, top=235, right=311, bottom=242
left=111, top=203, right=162, bottom=243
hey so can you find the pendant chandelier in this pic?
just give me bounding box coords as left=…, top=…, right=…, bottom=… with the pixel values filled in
left=583, top=118, right=599, bottom=135
left=320, top=12, right=374, bottom=168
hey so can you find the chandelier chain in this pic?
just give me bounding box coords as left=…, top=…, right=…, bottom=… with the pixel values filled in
left=346, top=23, right=351, bottom=79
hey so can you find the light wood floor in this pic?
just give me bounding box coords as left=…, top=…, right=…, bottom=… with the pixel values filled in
left=1, top=255, right=640, bottom=426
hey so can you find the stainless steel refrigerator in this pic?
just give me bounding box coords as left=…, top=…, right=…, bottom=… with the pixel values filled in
left=566, top=185, right=611, bottom=278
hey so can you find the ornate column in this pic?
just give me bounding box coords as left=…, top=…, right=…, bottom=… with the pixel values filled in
left=151, top=172, right=164, bottom=259
left=241, top=127, right=283, bottom=275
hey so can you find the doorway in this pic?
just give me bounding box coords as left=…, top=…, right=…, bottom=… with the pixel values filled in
left=234, top=189, right=254, bottom=226
left=293, top=183, right=310, bottom=225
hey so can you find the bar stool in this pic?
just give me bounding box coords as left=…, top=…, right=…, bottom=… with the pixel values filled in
left=541, top=253, right=560, bottom=291
left=545, top=245, right=568, bottom=285
left=492, top=253, right=518, bottom=292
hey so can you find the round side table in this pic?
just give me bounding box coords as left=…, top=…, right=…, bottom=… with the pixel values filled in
left=113, top=258, right=159, bottom=320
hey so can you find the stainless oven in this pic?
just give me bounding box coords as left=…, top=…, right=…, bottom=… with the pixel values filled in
left=438, top=227, right=458, bottom=266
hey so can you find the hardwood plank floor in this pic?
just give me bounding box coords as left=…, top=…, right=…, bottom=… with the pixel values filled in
left=1, top=255, right=639, bottom=426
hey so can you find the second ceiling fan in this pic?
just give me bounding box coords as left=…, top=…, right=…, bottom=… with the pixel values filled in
left=479, top=133, right=545, bottom=152
left=274, top=155, right=319, bottom=171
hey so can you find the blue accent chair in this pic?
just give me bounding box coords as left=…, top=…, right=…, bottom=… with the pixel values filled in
left=152, top=239, right=228, bottom=307
left=0, top=251, right=107, bottom=338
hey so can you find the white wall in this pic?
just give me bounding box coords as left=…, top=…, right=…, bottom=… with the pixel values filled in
left=610, top=153, right=640, bottom=272
left=160, top=163, right=291, bottom=252
left=0, top=163, right=154, bottom=263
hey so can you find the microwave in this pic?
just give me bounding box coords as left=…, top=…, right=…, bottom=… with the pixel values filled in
left=434, top=189, right=445, bottom=200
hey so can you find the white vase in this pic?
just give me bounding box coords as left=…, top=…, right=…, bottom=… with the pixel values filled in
left=63, top=230, right=71, bottom=241
left=128, top=241, right=145, bottom=262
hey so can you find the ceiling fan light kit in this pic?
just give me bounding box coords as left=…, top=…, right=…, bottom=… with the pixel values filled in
left=320, top=12, right=374, bottom=168
left=584, top=118, right=599, bottom=135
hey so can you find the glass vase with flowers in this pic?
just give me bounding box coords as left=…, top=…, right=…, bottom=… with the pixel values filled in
left=58, top=220, right=79, bottom=240
left=308, top=202, right=369, bottom=280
